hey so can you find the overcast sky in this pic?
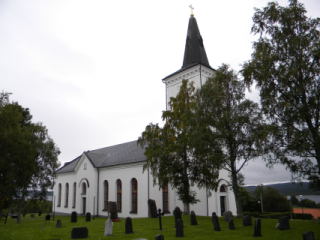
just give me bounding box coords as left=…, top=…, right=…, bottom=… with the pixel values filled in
left=1, top=0, right=319, bottom=185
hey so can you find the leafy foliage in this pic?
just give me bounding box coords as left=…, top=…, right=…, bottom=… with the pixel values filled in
left=138, top=80, right=222, bottom=212
left=0, top=92, right=60, bottom=209
left=242, top=0, right=320, bottom=185
left=195, top=65, right=267, bottom=215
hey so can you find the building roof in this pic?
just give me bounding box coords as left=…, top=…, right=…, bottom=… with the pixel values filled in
left=182, top=15, right=210, bottom=69
left=163, top=15, right=212, bottom=81
left=56, top=140, right=146, bottom=174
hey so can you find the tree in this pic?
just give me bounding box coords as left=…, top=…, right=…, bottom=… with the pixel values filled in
left=196, top=65, right=267, bottom=215
left=0, top=92, right=60, bottom=210
left=242, top=0, right=320, bottom=186
left=254, top=186, right=291, bottom=212
left=138, top=80, right=223, bottom=213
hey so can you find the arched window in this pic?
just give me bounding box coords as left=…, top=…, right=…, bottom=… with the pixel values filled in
left=65, top=183, right=69, bottom=208
left=103, top=180, right=109, bottom=211
left=131, top=178, right=138, bottom=213
left=82, top=182, right=86, bottom=195
left=220, top=185, right=227, bottom=192
left=57, top=183, right=62, bottom=207
left=72, top=182, right=76, bottom=208
left=116, top=179, right=122, bottom=212
left=162, top=183, right=169, bottom=213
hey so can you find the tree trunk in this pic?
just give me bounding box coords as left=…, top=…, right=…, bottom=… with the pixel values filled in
left=183, top=202, right=190, bottom=214
left=230, top=161, right=243, bottom=216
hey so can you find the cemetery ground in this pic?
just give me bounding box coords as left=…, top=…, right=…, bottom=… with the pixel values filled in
left=0, top=214, right=319, bottom=240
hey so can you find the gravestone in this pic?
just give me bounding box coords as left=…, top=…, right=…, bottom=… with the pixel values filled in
left=173, top=207, right=182, bottom=228
left=253, top=218, right=262, bottom=237
left=277, top=216, right=290, bottom=230
left=71, top=211, right=77, bottom=223
left=175, top=218, right=184, bottom=237
left=243, top=215, right=252, bottom=226
left=85, top=212, right=91, bottom=222
left=228, top=219, right=235, bottom=230
left=56, top=219, right=62, bottom=228
left=223, top=211, right=233, bottom=223
left=302, top=231, right=315, bottom=240
left=155, top=234, right=164, bottom=240
left=45, top=214, right=51, bottom=221
left=148, top=199, right=158, bottom=218
left=108, top=202, right=118, bottom=221
left=211, top=212, right=221, bottom=231
left=38, top=211, right=42, bottom=216
left=30, top=214, right=35, bottom=218
left=173, top=207, right=182, bottom=220
left=125, top=217, right=133, bottom=234
left=104, top=217, right=113, bottom=236
left=16, top=214, right=21, bottom=223
left=71, top=227, right=88, bottom=239
left=190, top=211, right=198, bottom=225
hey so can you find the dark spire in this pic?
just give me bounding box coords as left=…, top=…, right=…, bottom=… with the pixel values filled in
left=182, top=15, right=210, bottom=69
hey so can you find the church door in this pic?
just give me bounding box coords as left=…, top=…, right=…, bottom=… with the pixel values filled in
left=220, top=196, right=226, bottom=216
left=82, top=197, right=86, bottom=215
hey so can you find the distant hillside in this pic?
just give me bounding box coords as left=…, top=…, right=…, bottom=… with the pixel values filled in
left=245, top=182, right=320, bottom=196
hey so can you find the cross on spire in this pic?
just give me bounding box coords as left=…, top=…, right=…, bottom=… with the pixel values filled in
left=189, top=4, right=194, bottom=16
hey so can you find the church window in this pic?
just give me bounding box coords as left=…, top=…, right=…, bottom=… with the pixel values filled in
left=83, top=163, right=87, bottom=170
left=65, top=183, right=69, bottom=208
left=103, top=180, right=109, bottom=211
left=72, top=182, right=76, bottom=208
left=116, top=179, right=122, bottom=212
left=82, top=182, right=86, bottom=195
left=131, top=178, right=138, bottom=213
left=57, top=183, right=62, bottom=207
left=162, top=183, right=169, bottom=213
left=220, top=185, right=227, bottom=192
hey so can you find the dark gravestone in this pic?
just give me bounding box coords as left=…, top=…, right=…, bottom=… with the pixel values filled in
left=173, top=207, right=182, bottom=219
left=71, top=227, right=88, bottom=239
left=125, top=217, right=133, bottom=234
left=85, top=212, right=91, bottom=222
left=277, top=216, right=290, bottom=230
left=243, top=215, right=252, bottom=226
left=148, top=199, right=158, bottom=218
left=175, top=218, right=184, bottom=237
left=211, top=212, right=221, bottom=231
left=223, top=211, right=233, bottom=223
left=71, top=211, right=77, bottom=223
left=155, top=234, right=164, bottom=240
left=108, top=201, right=118, bottom=221
left=56, top=219, right=62, bottom=228
left=45, top=214, right=51, bottom=221
left=38, top=211, right=42, bottom=216
left=303, top=231, right=315, bottom=240
left=253, top=218, right=262, bottom=237
left=228, top=219, right=235, bottom=230
left=30, top=214, right=35, bottom=218
left=190, top=211, right=198, bottom=225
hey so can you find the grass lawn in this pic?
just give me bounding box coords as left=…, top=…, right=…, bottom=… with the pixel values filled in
left=0, top=214, right=319, bottom=240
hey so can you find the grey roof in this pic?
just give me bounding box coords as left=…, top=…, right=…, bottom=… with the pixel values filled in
left=56, top=140, right=146, bottom=174
left=163, top=15, right=212, bottom=81
left=182, top=15, right=210, bottom=69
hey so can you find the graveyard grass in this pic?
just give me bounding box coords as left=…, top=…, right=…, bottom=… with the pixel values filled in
left=0, top=214, right=319, bottom=240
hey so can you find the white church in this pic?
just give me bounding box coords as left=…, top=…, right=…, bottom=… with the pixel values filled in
left=53, top=13, right=237, bottom=218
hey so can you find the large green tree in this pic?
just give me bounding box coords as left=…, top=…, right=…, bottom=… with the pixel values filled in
left=242, top=0, right=320, bottom=186
left=0, top=92, right=60, bottom=209
left=138, top=80, right=223, bottom=213
left=196, top=65, right=267, bottom=215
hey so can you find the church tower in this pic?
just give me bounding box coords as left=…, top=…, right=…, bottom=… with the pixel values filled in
left=162, top=13, right=215, bottom=109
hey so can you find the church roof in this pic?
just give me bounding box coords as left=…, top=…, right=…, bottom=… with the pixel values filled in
left=163, top=14, right=212, bottom=81
left=182, top=15, right=210, bottom=69
left=56, top=140, right=146, bottom=174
